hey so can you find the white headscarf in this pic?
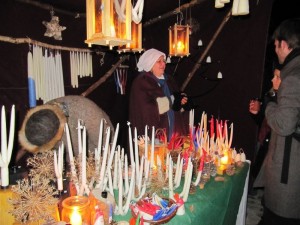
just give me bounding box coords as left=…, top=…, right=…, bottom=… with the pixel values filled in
left=137, top=48, right=166, bottom=72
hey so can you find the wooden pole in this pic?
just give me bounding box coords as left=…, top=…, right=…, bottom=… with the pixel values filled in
left=81, top=56, right=129, bottom=97
left=180, top=9, right=232, bottom=91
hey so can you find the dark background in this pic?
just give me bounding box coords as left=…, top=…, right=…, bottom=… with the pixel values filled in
left=0, top=0, right=299, bottom=168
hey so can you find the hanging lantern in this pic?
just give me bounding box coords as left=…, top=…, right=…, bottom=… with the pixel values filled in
left=169, top=23, right=190, bottom=57
left=118, top=21, right=143, bottom=53
left=85, top=0, right=132, bottom=49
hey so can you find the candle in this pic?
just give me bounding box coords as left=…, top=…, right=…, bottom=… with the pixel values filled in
left=65, top=123, right=79, bottom=192
left=78, top=120, right=83, bottom=154
left=70, top=209, right=82, bottom=225
left=124, top=155, right=129, bottom=195
left=54, top=143, right=64, bottom=191
left=210, top=115, right=214, bottom=138
left=117, top=155, right=124, bottom=215
left=127, top=122, right=135, bottom=166
left=81, top=126, right=87, bottom=195
left=134, top=128, right=140, bottom=185
left=144, top=125, right=148, bottom=159
left=168, top=157, right=174, bottom=200
left=98, top=127, right=110, bottom=191
left=150, top=126, right=155, bottom=169
left=113, top=148, right=119, bottom=189
left=183, top=160, right=193, bottom=202
left=0, top=105, right=15, bottom=187
left=61, top=196, right=90, bottom=225
left=228, top=123, right=233, bottom=148
left=97, top=119, right=104, bottom=154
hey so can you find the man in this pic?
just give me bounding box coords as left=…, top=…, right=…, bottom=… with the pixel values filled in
left=260, top=18, right=300, bottom=225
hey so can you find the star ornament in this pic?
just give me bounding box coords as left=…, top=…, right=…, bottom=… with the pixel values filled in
left=42, top=15, right=66, bottom=40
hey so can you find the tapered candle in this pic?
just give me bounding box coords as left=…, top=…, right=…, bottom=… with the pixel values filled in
left=78, top=120, right=82, bottom=154
left=150, top=126, right=155, bottom=168
left=127, top=122, right=135, bottom=166
left=168, top=157, right=174, bottom=199
left=65, top=123, right=79, bottom=191
left=97, top=119, right=104, bottom=153
left=54, top=143, right=64, bottom=191
left=78, top=126, right=87, bottom=196
left=228, top=123, right=233, bottom=148
left=134, top=128, right=140, bottom=184
left=138, top=156, right=144, bottom=192
left=124, top=155, right=129, bottom=194
left=183, top=160, right=193, bottom=202
left=174, top=158, right=183, bottom=189
left=210, top=115, right=214, bottom=138
left=144, top=125, right=148, bottom=159
left=113, top=149, right=119, bottom=189
left=117, top=155, right=124, bottom=215
left=99, top=127, right=110, bottom=190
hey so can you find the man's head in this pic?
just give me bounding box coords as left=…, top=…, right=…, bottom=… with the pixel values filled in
left=273, top=18, right=300, bottom=63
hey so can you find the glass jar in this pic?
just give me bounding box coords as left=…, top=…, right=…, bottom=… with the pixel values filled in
left=61, top=196, right=91, bottom=225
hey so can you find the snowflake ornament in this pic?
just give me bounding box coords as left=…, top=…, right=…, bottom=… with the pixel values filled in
left=42, top=10, right=66, bottom=40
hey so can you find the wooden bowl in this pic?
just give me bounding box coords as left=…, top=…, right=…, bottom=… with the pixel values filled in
left=131, top=198, right=177, bottom=224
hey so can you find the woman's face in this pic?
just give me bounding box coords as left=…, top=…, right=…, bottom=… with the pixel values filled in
left=151, top=55, right=166, bottom=77
left=272, top=68, right=281, bottom=91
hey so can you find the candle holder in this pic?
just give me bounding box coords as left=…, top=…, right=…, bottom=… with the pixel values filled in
left=61, top=196, right=90, bottom=225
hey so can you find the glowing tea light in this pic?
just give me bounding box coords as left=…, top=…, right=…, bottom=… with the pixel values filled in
left=220, top=154, right=229, bottom=165
left=61, top=196, right=90, bottom=225
left=70, top=209, right=82, bottom=225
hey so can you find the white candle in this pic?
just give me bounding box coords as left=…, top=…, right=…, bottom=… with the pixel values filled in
left=0, top=105, right=15, bottom=187
left=1, top=106, right=8, bottom=168
left=78, top=120, right=83, bottom=154
left=123, top=163, right=135, bottom=214
left=138, top=156, right=144, bottom=192
left=54, top=143, right=64, bottom=191
left=168, top=157, right=174, bottom=200
left=144, top=125, right=148, bottom=159
left=117, top=155, right=124, bottom=215
left=127, top=122, right=135, bottom=166
left=65, top=123, right=79, bottom=192
left=97, top=119, right=104, bottom=155
left=228, top=123, right=233, bottom=148
left=113, top=147, right=119, bottom=189
left=174, top=154, right=181, bottom=186
left=124, top=155, right=129, bottom=194
left=81, top=127, right=87, bottom=194
left=183, top=158, right=193, bottom=202
left=150, top=126, right=155, bottom=169
left=174, top=158, right=183, bottom=189
left=99, top=127, right=110, bottom=191
left=134, top=128, right=140, bottom=184
left=7, top=105, right=15, bottom=163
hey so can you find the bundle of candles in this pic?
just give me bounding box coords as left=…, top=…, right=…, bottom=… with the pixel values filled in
left=5, top=107, right=246, bottom=224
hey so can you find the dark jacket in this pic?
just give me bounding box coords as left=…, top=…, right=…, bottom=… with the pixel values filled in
left=264, top=54, right=300, bottom=219
left=129, top=72, right=188, bottom=139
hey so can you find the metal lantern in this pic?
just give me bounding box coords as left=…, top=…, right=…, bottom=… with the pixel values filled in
left=85, top=0, right=132, bottom=49
left=169, top=23, right=190, bottom=57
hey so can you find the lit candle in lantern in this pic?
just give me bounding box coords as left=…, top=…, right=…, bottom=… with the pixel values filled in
left=176, top=41, right=184, bottom=54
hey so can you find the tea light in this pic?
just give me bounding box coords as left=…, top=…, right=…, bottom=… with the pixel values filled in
left=61, top=196, right=90, bottom=225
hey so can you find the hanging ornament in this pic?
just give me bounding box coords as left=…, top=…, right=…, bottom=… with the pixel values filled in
left=42, top=9, right=66, bottom=41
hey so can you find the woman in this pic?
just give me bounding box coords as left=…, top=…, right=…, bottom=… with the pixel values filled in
left=129, top=48, right=191, bottom=140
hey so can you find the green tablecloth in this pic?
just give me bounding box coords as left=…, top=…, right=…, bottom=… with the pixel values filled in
left=114, top=162, right=249, bottom=225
